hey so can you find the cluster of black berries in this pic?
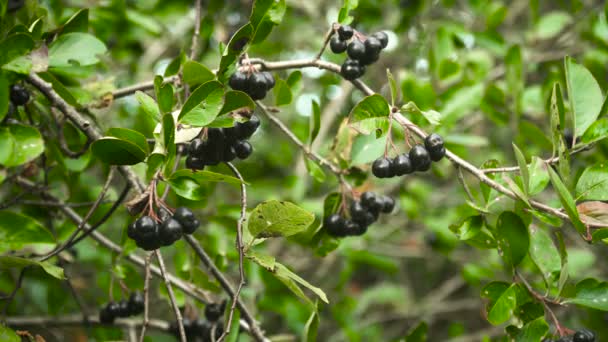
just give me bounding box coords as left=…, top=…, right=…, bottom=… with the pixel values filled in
left=229, top=70, right=275, bottom=100
left=372, top=133, right=446, bottom=178
left=169, top=302, right=226, bottom=341
left=329, top=25, right=389, bottom=80
left=543, top=329, right=595, bottom=342
left=128, top=207, right=200, bottom=251
left=99, top=292, right=144, bottom=324
left=185, top=116, right=259, bottom=170
left=324, top=192, right=394, bottom=237
left=5, top=84, right=30, bottom=118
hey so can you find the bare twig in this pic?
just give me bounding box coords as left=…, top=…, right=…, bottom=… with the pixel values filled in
left=138, top=253, right=152, bottom=342
left=5, top=314, right=171, bottom=331
left=481, top=146, right=589, bottom=174
left=111, top=76, right=180, bottom=100
left=155, top=250, right=187, bottom=342
left=55, top=112, right=92, bottom=158
left=217, top=162, right=248, bottom=341
left=190, top=0, right=203, bottom=60
left=314, top=24, right=337, bottom=60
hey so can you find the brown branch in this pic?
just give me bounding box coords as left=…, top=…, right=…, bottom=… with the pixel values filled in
left=111, top=76, right=180, bottom=100
left=139, top=253, right=152, bottom=342
left=5, top=314, right=171, bottom=331
left=190, top=0, right=203, bottom=61
left=154, top=250, right=186, bottom=342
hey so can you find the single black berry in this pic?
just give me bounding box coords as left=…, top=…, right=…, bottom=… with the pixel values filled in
left=159, top=218, right=183, bottom=246
left=261, top=72, right=275, bottom=90
left=205, top=302, right=226, bottom=322
left=337, top=25, right=354, bottom=41
left=127, top=291, right=145, bottom=315
left=424, top=133, right=446, bottom=161
left=99, top=302, right=117, bottom=324
left=234, top=140, right=253, bottom=159
left=229, top=71, right=248, bottom=91
left=409, top=144, right=431, bottom=172
left=223, top=144, right=237, bottom=162
left=359, top=50, right=380, bottom=66
left=248, top=87, right=267, bottom=100
left=330, top=36, right=347, bottom=53
left=372, top=157, right=393, bottom=178
left=379, top=196, right=395, bottom=213
left=136, top=237, right=161, bottom=251
left=188, top=138, right=206, bottom=156
left=249, top=73, right=268, bottom=91
left=127, top=222, right=137, bottom=240
left=347, top=40, right=366, bottom=60
left=349, top=201, right=368, bottom=223
left=364, top=37, right=382, bottom=56
left=235, top=115, right=261, bottom=139
left=344, top=220, right=366, bottom=236
left=134, top=216, right=159, bottom=241
left=185, top=155, right=205, bottom=170
left=10, top=84, right=29, bottom=106
left=392, top=154, right=413, bottom=176
left=340, top=60, right=364, bottom=80
left=173, top=207, right=200, bottom=234
left=360, top=192, right=377, bottom=209
left=372, top=31, right=389, bottom=49
left=573, top=329, right=595, bottom=342
left=116, top=300, right=130, bottom=317
left=325, top=214, right=346, bottom=237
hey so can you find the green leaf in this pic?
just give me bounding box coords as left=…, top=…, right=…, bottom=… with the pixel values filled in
left=549, top=83, right=566, bottom=156
left=515, top=317, right=549, bottom=342
left=513, top=143, right=529, bottom=195
left=547, top=166, right=586, bottom=234
left=564, top=57, right=604, bottom=136
left=404, top=321, right=428, bottom=342
left=0, top=325, right=19, bottom=342
left=305, top=158, right=326, bottom=183
left=107, top=127, right=149, bottom=155
left=0, top=256, right=65, bottom=279
left=91, top=137, right=147, bottom=165
left=250, top=0, right=286, bottom=44
left=308, top=100, right=321, bottom=145
left=162, top=114, right=175, bottom=155
left=167, top=169, right=243, bottom=200
left=246, top=250, right=276, bottom=271
left=0, top=124, right=44, bottom=167
left=178, top=81, right=225, bottom=126
left=219, top=91, right=255, bottom=115
left=39, top=71, right=77, bottom=106
left=482, top=282, right=518, bottom=325
left=581, top=118, right=608, bottom=144
left=387, top=69, right=398, bottom=106
left=495, top=211, right=529, bottom=269
left=0, top=75, right=8, bottom=122
left=217, top=24, right=253, bottom=83
left=337, top=0, right=359, bottom=25
left=533, top=12, right=572, bottom=40
left=401, top=101, right=441, bottom=125
left=273, top=78, right=292, bottom=106
left=350, top=94, right=390, bottom=122
left=247, top=200, right=315, bottom=238
left=303, top=306, right=319, bottom=342
left=48, top=32, right=107, bottom=67
left=135, top=91, right=160, bottom=121
left=563, top=278, right=608, bottom=311
left=449, top=215, right=483, bottom=241
left=529, top=157, right=550, bottom=196
left=62, top=9, right=89, bottom=33
left=274, top=262, right=329, bottom=304
left=0, top=33, right=34, bottom=67
left=0, top=211, right=54, bottom=253
left=165, top=52, right=185, bottom=77
left=576, top=163, right=608, bottom=201
left=182, top=60, right=215, bottom=87
left=154, top=75, right=174, bottom=114
left=350, top=134, right=386, bottom=166
left=529, top=226, right=561, bottom=286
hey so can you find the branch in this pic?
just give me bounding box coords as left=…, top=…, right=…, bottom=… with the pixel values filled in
left=154, top=250, right=186, bottom=342
left=189, top=0, right=203, bottom=61
left=183, top=235, right=268, bottom=342
left=138, top=254, right=152, bottom=342
left=5, top=314, right=171, bottom=332
left=111, top=76, right=179, bottom=100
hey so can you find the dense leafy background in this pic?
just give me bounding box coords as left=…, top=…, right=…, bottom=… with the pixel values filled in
left=2, top=0, right=608, bottom=341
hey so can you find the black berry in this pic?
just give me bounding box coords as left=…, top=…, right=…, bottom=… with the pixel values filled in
left=188, top=138, right=206, bottom=156
left=372, top=31, right=389, bottom=49
left=364, top=37, right=382, bottom=56
left=229, top=71, right=248, bottom=91
left=372, top=157, right=393, bottom=178
left=127, top=291, right=145, bottom=315
left=379, top=196, right=395, bottom=213
left=347, top=40, right=366, bottom=60
left=10, top=84, right=29, bottom=106
left=234, top=140, right=253, bottom=159
left=204, top=302, right=226, bottom=322
left=133, top=216, right=159, bottom=242
left=337, top=25, right=354, bottom=40
left=99, top=303, right=117, bottom=324
left=116, top=300, right=130, bottom=317
left=223, top=144, right=237, bottom=162
left=325, top=214, right=346, bottom=237
left=185, top=155, right=205, bottom=170
left=340, top=59, right=364, bottom=80
left=360, top=192, right=383, bottom=214
left=344, top=220, right=366, bottom=236
left=249, top=73, right=268, bottom=91
left=159, top=218, right=183, bottom=246
left=573, top=329, right=595, bottom=342
left=261, top=72, right=275, bottom=90
left=409, top=144, right=431, bottom=172
left=173, top=207, right=200, bottom=234
left=330, top=36, right=347, bottom=53
left=349, top=201, right=369, bottom=224
left=127, top=222, right=137, bottom=240
left=424, top=133, right=445, bottom=161
left=392, top=154, right=413, bottom=176
left=235, top=115, right=261, bottom=139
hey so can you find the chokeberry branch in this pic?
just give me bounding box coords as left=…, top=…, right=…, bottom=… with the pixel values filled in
left=5, top=314, right=172, bottom=332
left=111, top=75, right=180, bottom=100
left=54, top=110, right=93, bottom=158
left=154, top=249, right=187, bottom=342
left=256, top=102, right=343, bottom=176
left=189, top=0, right=203, bottom=61
left=138, top=253, right=152, bottom=342
left=218, top=162, right=248, bottom=342
left=480, top=145, right=589, bottom=174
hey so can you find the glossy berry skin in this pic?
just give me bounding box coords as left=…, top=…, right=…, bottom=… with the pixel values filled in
left=116, top=300, right=130, bottom=317
left=325, top=214, right=346, bottom=237
left=347, top=40, right=366, bottom=60
left=360, top=191, right=383, bottom=214
left=344, top=220, right=366, bottom=236
left=380, top=196, right=395, bottom=213
left=235, top=115, right=261, bottom=139
left=188, top=138, right=205, bottom=156
left=99, top=303, right=117, bottom=324
left=229, top=71, right=248, bottom=91
left=223, top=144, right=237, bottom=162
left=349, top=201, right=369, bottom=223
left=392, top=154, right=413, bottom=176
left=128, top=292, right=145, bottom=315
left=249, top=73, right=268, bottom=91
left=372, top=157, right=393, bottom=178
left=134, top=216, right=159, bottom=241
left=409, top=144, right=432, bottom=171
left=159, top=218, right=183, bottom=246
left=573, top=329, right=595, bottom=342
left=10, top=84, right=29, bottom=106
left=424, top=133, right=446, bottom=161
left=261, top=72, right=275, bottom=89
left=338, top=25, right=354, bottom=40
left=234, top=140, right=253, bottom=159
left=205, top=302, right=226, bottom=322
left=127, top=222, right=137, bottom=240
left=173, top=207, right=200, bottom=234
left=340, top=60, right=364, bottom=80
left=364, top=37, right=382, bottom=56
left=372, top=31, right=389, bottom=49
left=185, top=155, right=205, bottom=170
left=330, top=36, right=347, bottom=53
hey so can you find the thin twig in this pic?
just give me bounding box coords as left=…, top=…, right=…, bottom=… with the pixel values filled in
left=5, top=314, right=171, bottom=331
left=481, top=146, right=589, bottom=174
left=139, top=253, right=152, bottom=342
left=0, top=268, right=27, bottom=316
left=456, top=166, right=476, bottom=202
left=155, top=250, right=187, bottom=342
left=190, top=0, right=203, bottom=61
left=217, top=162, right=248, bottom=342
left=314, top=24, right=337, bottom=60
